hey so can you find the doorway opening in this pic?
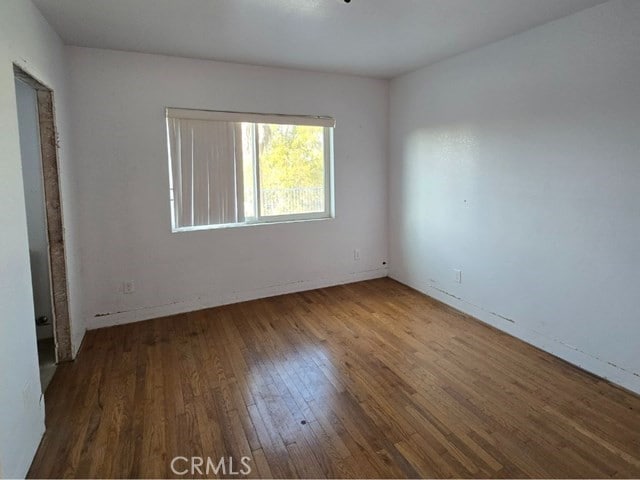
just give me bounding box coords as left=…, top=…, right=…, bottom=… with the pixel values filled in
left=14, top=65, right=72, bottom=392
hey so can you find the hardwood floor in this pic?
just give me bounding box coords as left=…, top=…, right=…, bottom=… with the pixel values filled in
left=29, top=278, right=640, bottom=478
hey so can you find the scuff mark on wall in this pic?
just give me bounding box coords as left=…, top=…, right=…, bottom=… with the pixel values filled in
left=489, top=311, right=516, bottom=324
left=425, top=282, right=640, bottom=384
left=94, top=311, right=126, bottom=317
left=429, top=284, right=517, bottom=324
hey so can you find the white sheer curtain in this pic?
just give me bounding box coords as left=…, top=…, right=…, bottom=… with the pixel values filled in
left=167, top=117, right=243, bottom=228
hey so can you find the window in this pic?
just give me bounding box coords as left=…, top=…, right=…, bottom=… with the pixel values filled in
left=166, top=108, right=334, bottom=231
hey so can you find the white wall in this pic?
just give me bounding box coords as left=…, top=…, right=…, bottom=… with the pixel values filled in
left=0, top=1, right=83, bottom=477
left=390, top=0, right=640, bottom=394
left=66, top=47, right=389, bottom=329
left=15, top=78, right=54, bottom=340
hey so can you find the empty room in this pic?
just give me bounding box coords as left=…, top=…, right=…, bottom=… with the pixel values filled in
left=1, top=0, right=639, bottom=478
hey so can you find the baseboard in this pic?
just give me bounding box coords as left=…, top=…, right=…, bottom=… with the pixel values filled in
left=87, top=268, right=388, bottom=331
left=390, top=275, right=640, bottom=396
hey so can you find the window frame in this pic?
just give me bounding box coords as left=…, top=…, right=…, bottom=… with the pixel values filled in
left=166, top=108, right=335, bottom=232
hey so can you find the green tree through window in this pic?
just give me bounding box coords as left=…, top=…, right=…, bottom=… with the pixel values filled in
left=258, top=124, right=325, bottom=216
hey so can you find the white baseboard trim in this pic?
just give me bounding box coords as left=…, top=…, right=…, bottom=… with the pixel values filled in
left=390, top=275, right=640, bottom=396
left=86, top=268, right=388, bottom=331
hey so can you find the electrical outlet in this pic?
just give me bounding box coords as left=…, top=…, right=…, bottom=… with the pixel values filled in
left=454, top=269, right=462, bottom=284
left=353, top=249, right=360, bottom=261
left=123, top=280, right=135, bottom=294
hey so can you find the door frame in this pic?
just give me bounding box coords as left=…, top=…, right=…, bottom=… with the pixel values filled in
left=14, top=65, right=72, bottom=363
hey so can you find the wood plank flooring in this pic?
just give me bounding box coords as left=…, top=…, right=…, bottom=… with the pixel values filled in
left=29, top=278, right=640, bottom=478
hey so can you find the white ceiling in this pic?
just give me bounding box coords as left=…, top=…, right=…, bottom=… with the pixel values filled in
left=33, top=0, right=606, bottom=78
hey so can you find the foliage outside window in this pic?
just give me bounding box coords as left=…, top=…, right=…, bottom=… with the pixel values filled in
left=166, top=109, right=334, bottom=231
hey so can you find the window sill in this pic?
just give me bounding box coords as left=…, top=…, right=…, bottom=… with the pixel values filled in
left=171, top=215, right=334, bottom=233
